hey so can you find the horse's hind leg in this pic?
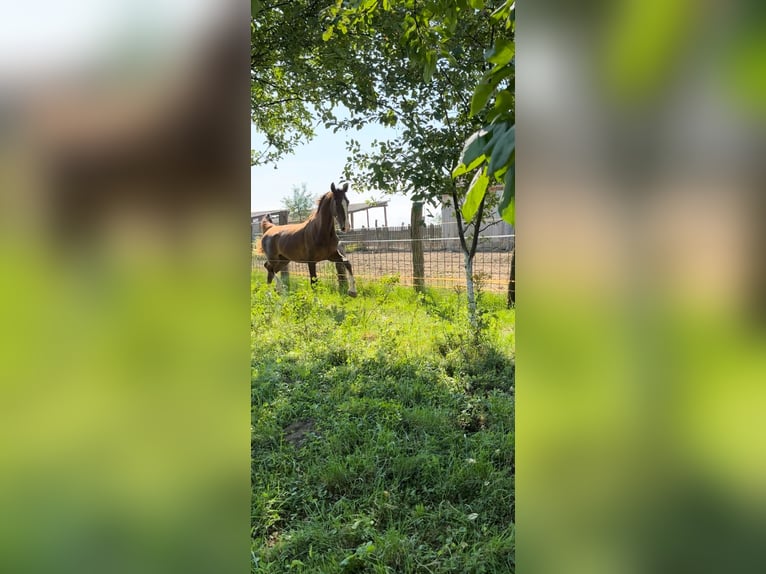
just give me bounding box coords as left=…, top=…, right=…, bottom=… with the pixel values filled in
left=308, top=262, right=318, bottom=288
left=264, top=261, right=275, bottom=284
left=264, top=259, right=287, bottom=294
left=271, top=260, right=289, bottom=294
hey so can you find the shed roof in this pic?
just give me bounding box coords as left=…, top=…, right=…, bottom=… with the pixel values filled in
left=251, top=209, right=288, bottom=220
left=251, top=201, right=387, bottom=221
left=348, top=201, right=388, bottom=213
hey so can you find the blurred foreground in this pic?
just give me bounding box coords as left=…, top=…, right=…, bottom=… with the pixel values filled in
left=519, top=2, right=766, bottom=573
left=3, top=1, right=766, bottom=572
left=0, top=2, right=249, bottom=573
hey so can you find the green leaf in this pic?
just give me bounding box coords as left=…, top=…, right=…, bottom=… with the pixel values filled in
left=485, top=64, right=514, bottom=89
left=471, top=62, right=514, bottom=118
left=498, top=162, right=515, bottom=225
left=423, top=51, right=437, bottom=82
left=452, top=129, right=491, bottom=177
left=490, top=0, right=514, bottom=23
left=485, top=38, right=515, bottom=66
left=468, top=0, right=485, bottom=8
left=481, top=121, right=508, bottom=155
left=322, top=25, right=334, bottom=41
left=493, top=88, right=513, bottom=114
left=485, top=106, right=502, bottom=123
left=453, top=159, right=484, bottom=178
left=470, top=81, right=495, bottom=116
left=462, top=167, right=489, bottom=222
left=488, top=124, right=514, bottom=176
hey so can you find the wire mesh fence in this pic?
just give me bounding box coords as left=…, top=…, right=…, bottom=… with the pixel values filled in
left=252, top=223, right=514, bottom=293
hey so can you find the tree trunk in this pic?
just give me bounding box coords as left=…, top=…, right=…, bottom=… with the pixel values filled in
left=465, top=251, right=477, bottom=329
left=450, top=184, right=485, bottom=331
left=411, top=201, right=425, bottom=292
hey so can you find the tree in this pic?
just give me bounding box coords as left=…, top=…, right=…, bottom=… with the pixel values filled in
left=452, top=1, right=515, bottom=228
left=281, top=183, right=315, bottom=222
left=324, top=0, right=514, bottom=327
left=324, top=0, right=515, bottom=224
left=251, top=0, right=320, bottom=165
left=251, top=0, right=351, bottom=165
left=251, top=0, right=515, bottom=326
left=252, top=0, right=443, bottom=165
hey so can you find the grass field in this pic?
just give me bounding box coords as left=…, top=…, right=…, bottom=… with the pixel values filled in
left=252, top=274, right=515, bottom=573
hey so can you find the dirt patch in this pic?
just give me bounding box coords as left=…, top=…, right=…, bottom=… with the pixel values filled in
left=283, top=419, right=315, bottom=448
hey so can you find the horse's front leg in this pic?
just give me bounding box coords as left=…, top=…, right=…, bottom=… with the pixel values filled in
left=308, top=262, right=318, bottom=288
left=334, top=262, right=347, bottom=291
left=329, top=251, right=357, bottom=297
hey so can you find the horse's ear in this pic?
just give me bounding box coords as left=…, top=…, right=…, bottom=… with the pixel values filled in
left=342, top=182, right=349, bottom=192
left=331, top=182, right=337, bottom=193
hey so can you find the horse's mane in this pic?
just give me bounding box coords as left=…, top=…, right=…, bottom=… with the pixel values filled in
left=306, top=191, right=333, bottom=223
left=314, top=192, right=331, bottom=213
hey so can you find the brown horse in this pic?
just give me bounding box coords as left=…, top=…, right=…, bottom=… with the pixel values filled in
left=258, top=182, right=357, bottom=296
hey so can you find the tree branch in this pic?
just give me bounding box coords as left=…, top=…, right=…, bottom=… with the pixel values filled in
left=451, top=182, right=469, bottom=255
left=478, top=220, right=498, bottom=234
left=468, top=194, right=486, bottom=258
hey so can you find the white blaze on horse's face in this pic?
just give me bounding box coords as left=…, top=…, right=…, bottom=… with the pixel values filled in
left=332, top=182, right=351, bottom=232
left=334, top=198, right=350, bottom=232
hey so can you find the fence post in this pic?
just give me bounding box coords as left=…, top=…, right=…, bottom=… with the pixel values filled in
left=411, top=201, right=425, bottom=292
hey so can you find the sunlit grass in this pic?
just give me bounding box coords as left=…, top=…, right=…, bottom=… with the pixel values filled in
left=251, top=273, right=515, bottom=572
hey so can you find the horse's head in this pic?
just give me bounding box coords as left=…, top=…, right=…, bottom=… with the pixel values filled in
left=330, top=182, right=351, bottom=232
left=260, top=213, right=274, bottom=233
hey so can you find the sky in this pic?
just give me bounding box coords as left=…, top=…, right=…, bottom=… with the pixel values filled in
left=251, top=123, right=421, bottom=229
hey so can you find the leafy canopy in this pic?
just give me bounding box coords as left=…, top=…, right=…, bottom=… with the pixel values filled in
left=449, top=1, right=515, bottom=225
left=324, top=0, right=515, bottom=224
left=252, top=0, right=515, bottom=224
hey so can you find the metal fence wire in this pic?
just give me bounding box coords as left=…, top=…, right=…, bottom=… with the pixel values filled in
left=252, top=223, right=514, bottom=293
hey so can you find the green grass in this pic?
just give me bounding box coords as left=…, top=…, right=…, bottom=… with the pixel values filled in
left=252, top=274, right=514, bottom=573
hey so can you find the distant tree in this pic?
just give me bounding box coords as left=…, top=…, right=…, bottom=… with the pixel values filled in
left=281, top=183, right=315, bottom=222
